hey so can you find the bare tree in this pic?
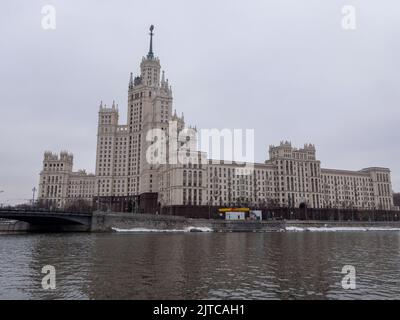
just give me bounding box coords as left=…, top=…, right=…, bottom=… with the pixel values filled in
left=65, top=199, right=93, bottom=213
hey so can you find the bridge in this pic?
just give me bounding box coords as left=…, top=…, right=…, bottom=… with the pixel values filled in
left=0, top=208, right=93, bottom=232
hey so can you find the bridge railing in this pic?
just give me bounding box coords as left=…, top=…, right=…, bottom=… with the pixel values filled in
left=0, top=207, right=92, bottom=215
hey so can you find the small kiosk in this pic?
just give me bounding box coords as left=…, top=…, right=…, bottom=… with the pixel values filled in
left=219, top=208, right=249, bottom=220
left=218, top=208, right=263, bottom=221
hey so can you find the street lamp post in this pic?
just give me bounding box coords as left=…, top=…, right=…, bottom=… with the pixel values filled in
left=159, top=193, right=164, bottom=216
left=97, top=180, right=100, bottom=212
left=0, top=190, right=4, bottom=208
left=32, top=187, right=37, bottom=206
left=227, top=180, right=232, bottom=208
left=211, top=175, right=221, bottom=218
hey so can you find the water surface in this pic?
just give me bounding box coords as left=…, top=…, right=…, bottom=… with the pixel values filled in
left=0, top=232, right=399, bottom=299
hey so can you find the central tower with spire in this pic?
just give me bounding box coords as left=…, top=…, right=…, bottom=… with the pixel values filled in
left=95, top=25, right=185, bottom=213
left=128, top=25, right=175, bottom=202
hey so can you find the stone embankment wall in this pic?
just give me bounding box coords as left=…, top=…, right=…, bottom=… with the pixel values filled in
left=91, top=212, right=190, bottom=232
left=2, top=214, right=400, bottom=233
left=91, top=212, right=284, bottom=232
left=91, top=212, right=400, bottom=233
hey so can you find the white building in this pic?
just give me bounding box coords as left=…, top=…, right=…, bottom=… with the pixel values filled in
left=37, top=26, right=395, bottom=212
left=38, top=151, right=95, bottom=208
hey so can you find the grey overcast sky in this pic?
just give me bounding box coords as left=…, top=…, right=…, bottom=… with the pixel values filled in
left=1, top=0, right=399, bottom=204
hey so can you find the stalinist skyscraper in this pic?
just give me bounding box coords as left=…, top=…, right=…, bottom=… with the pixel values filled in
left=38, top=26, right=394, bottom=213
left=95, top=25, right=182, bottom=212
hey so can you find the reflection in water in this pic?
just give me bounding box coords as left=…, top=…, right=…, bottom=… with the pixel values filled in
left=0, top=232, right=399, bottom=299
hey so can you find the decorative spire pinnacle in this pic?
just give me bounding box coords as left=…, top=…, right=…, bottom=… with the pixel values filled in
left=112, top=100, right=115, bottom=110
left=99, top=100, right=103, bottom=110
left=161, top=70, right=165, bottom=83
left=147, top=25, right=155, bottom=59
left=129, top=72, right=133, bottom=88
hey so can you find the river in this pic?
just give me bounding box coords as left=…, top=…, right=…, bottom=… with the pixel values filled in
left=0, top=231, right=399, bottom=299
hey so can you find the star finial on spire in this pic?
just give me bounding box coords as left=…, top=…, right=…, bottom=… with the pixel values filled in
left=147, top=25, right=155, bottom=59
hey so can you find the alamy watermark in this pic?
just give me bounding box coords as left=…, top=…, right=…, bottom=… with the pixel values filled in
left=41, top=5, right=56, bottom=30
left=145, top=121, right=255, bottom=174
left=342, top=5, right=356, bottom=30
left=41, top=265, right=56, bottom=290
left=341, top=265, right=356, bottom=290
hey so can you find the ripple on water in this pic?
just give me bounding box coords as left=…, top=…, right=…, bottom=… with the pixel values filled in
left=0, top=232, right=399, bottom=299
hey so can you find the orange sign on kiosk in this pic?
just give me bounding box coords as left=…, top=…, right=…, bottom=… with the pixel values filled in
left=218, top=208, right=250, bottom=213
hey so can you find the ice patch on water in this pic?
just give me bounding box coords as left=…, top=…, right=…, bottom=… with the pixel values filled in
left=285, top=226, right=400, bottom=232
left=285, top=226, right=306, bottom=232
left=186, top=226, right=213, bottom=232
left=112, top=226, right=213, bottom=233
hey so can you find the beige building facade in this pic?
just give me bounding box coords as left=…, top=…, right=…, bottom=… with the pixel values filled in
left=37, top=26, right=395, bottom=211
left=38, top=151, right=95, bottom=208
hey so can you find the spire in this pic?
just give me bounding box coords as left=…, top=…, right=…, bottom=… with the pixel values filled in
left=147, top=25, right=155, bottom=59
left=99, top=100, right=103, bottom=110
left=112, top=100, right=116, bottom=110
left=129, top=72, right=133, bottom=89
left=161, top=70, right=165, bottom=83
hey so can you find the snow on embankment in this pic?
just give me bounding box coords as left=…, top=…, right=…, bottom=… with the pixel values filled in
left=112, top=226, right=213, bottom=233
left=285, top=226, right=400, bottom=232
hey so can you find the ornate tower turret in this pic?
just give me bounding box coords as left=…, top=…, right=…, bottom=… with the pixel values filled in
left=140, top=25, right=161, bottom=88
